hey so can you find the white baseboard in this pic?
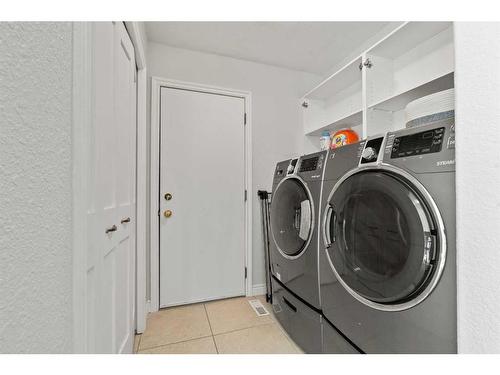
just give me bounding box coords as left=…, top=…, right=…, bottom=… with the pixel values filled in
left=251, top=284, right=267, bottom=297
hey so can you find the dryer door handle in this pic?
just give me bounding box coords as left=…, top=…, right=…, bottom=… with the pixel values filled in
left=324, top=204, right=336, bottom=248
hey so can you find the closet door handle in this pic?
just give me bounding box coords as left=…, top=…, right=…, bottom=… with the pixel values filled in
left=121, top=217, right=131, bottom=224
left=105, top=225, right=117, bottom=234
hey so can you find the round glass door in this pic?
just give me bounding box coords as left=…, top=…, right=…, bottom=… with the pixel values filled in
left=324, top=170, right=440, bottom=308
left=271, top=178, right=313, bottom=258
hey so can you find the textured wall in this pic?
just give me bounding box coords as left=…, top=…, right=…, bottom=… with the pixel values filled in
left=455, top=22, right=500, bottom=353
left=0, top=22, right=74, bottom=353
left=147, top=43, right=320, bottom=292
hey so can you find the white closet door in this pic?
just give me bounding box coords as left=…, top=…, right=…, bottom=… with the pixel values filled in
left=86, top=21, right=136, bottom=354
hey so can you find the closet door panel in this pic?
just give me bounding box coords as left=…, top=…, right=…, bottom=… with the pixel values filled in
left=87, top=21, right=136, bottom=354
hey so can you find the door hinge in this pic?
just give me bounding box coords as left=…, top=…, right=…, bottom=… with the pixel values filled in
left=244, top=190, right=247, bottom=201
left=245, top=267, right=247, bottom=279
left=158, top=210, right=160, bottom=217
left=244, top=113, right=247, bottom=125
left=134, top=68, right=137, bottom=83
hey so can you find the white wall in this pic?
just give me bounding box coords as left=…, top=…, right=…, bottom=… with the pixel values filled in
left=0, top=23, right=74, bottom=353
left=455, top=22, right=500, bottom=353
left=147, top=42, right=320, bottom=291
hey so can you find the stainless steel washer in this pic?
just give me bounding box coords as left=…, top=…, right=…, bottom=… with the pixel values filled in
left=269, top=151, right=326, bottom=310
left=269, top=151, right=326, bottom=353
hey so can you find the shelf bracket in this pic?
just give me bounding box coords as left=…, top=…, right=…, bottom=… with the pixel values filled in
left=359, top=58, right=373, bottom=70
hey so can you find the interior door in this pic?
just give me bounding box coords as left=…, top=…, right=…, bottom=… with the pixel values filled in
left=159, top=87, right=246, bottom=307
left=86, top=21, right=136, bottom=353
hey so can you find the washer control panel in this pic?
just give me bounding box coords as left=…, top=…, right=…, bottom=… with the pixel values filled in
left=391, top=127, right=444, bottom=159
left=299, top=155, right=320, bottom=172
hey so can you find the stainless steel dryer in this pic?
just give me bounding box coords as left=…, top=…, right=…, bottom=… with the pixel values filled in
left=317, top=141, right=366, bottom=354
left=320, top=119, right=456, bottom=353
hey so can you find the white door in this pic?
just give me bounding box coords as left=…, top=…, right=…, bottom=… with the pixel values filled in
left=159, top=87, right=246, bottom=307
left=86, top=22, right=136, bottom=353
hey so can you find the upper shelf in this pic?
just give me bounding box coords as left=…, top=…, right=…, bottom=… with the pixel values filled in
left=305, top=109, right=362, bottom=137
left=369, top=72, right=454, bottom=112
left=302, top=21, right=455, bottom=145
left=303, top=22, right=453, bottom=102
left=368, top=22, right=453, bottom=59
left=303, top=58, right=361, bottom=101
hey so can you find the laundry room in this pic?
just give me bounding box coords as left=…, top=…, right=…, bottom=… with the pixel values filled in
left=138, top=21, right=496, bottom=355
left=1, top=1, right=500, bottom=367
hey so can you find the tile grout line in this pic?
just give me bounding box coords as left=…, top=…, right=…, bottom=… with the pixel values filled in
left=139, top=321, right=295, bottom=355
left=138, top=333, right=213, bottom=352
left=203, top=303, right=219, bottom=354
left=212, top=321, right=277, bottom=338
left=138, top=297, right=280, bottom=353
left=137, top=334, right=214, bottom=353
left=275, top=321, right=304, bottom=353
left=275, top=325, right=302, bottom=353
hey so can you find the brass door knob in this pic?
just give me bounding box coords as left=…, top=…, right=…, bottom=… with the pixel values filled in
left=164, top=210, right=173, bottom=218
left=164, top=193, right=172, bottom=201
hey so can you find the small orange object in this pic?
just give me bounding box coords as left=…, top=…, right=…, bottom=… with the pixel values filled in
left=330, top=129, right=359, bottom=149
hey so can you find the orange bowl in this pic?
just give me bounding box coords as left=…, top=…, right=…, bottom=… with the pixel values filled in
left=330, top=129, right=359, bottom=149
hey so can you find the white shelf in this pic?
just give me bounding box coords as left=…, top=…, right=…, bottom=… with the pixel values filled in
left=369, top=72, right=454, bottom=112
left=305, top=109, right=362, bottom=136
left=369, top=22, right=452, bottom=59
left=301, top=22, right=455, bottom=152
left=304, top=58, right=361, bottom=101
left=366, top=23, right=454, bottom=111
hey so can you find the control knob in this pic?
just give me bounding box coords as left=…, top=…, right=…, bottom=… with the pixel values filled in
left=362, top=147, right=378, bottom=161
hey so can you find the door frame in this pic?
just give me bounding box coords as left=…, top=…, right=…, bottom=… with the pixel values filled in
left=124, top=22, right=148, bottom=335
left=72, top=21, right=148, bottom=353
left=150, top=77, right=253, bottom=312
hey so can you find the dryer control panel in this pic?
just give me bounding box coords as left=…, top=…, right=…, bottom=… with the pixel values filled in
left=391, top=127, right=444, bottom=159
left=383, top=118, right=455, bottom=174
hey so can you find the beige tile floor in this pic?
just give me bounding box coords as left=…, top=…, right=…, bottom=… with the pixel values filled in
left=134, top=295, right=303, bottom=354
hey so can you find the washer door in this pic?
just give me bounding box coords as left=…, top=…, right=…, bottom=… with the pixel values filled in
left=271, top=177, right=313, bottom=258
left=324, top=169, right=443, bottom=310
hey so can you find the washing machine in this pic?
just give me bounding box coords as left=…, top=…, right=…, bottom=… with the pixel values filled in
left=269, top=150, right=326, bottom=353
left=320, top=119, right=456, bottom=353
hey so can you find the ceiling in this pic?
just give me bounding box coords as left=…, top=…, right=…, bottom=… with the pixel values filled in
left=145, top=22, right=391, bottom=75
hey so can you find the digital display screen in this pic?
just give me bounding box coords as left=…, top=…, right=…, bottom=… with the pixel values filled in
left=299, top=156, right=319, bottom=172
left=391, top=127, right=444, bottom=159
